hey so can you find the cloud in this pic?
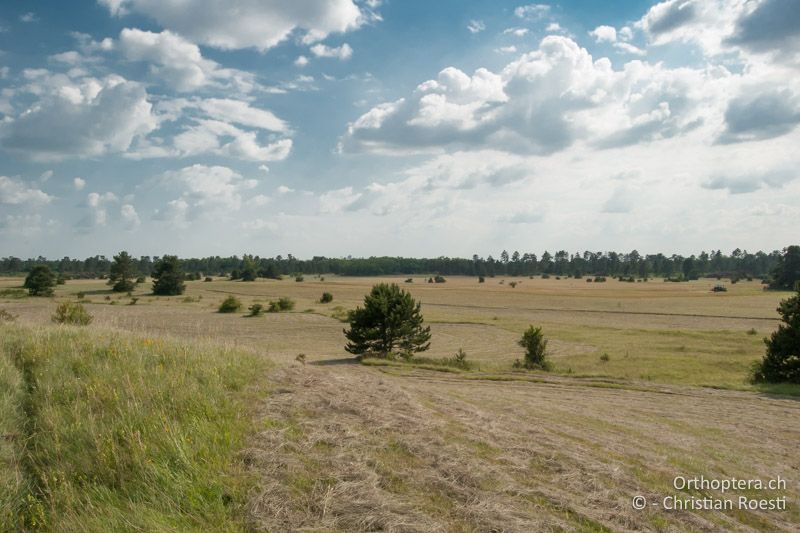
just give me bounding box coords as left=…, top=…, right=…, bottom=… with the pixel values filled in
left=120, top=203, right=141, bottom=230
left=727, top=0, right=800, bottom=51
left=496, top=46, right=518, bottom=54
left=0, top=176, right=53, bottom=205
left=717, top=88, right=800, bottom=144
left=73, top=177, right=86, bottom=190
left=499, top=208, right=544, bottom=224
left=160, top=164, right=258, bottom=216
left=602, top=186, right=636, bottom=213
left=276, top=185, right=294, bottom=194
left=514, top=4, right=551, bottom=21
left=590, top=25, right=617, bottom=43
left=702, top=168, right=796, bottom=194
left=79, top=191, right=118, bottom=229
left=99, top=0, right=369, bottom=51
left=640, top=0, right=697, bottom=36
left=294, top=55, right=309, bottom=67
left=39, top=170, right=53, bottom=182
left=20, top=12, right=38, bottom=23
left=467, top=20, right=486, bottom=34
left=194, top=98, right=287, bottom=132
left=309, top=43, right=353, bottom=60
left=118, top=28, right=256, bottom=92
left=504, top=27, right=529, bottom=37
left=341, top=36, right=707, bottom=155
left=0, top=73, right=157, bottom=161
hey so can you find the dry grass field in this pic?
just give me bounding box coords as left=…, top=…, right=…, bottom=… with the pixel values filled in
left=1, top=275, right=798, bottom=531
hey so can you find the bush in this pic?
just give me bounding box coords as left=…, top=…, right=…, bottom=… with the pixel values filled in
left=0, top=309, right=17, bottom=322
left=541, top=274, right=550, bottom=279
left=218, top=296, right=242, bottom=313
left=712, top=285, right=728, bottom=292
left=478, top=276, right=485, bottom=283
left=295, top=275, right=304, bottom=282
left=204, top=277, right=213, bottom=282
left=24, top=265, right=56, bottom=296
left=56, top=274, right=67, bottom=285
left=76, top=292, right=85, bottom=300
left=594, top=276, right=606, bottom=282
left=129, top=298, right=139, bottom=306
left=319, top=292, right=333, bottom=304
left=267, top=297, right=295, bottom=313
left=136, top=276, right=146, bottom=284
left=514, top=325, right=551, bottom=370
left=344, top=283, right=431, bottom=358
left=509, top=281, right=518, bottom=288
left=405, top=278, right=413, bottom=283
left=434, top=275, right=446, bottom=283
left=151, top=256, right=185, bottom=296
left=248, top=303, right=265, bottom=316
left=600, top=352, right=610, bottom=362
left=52, top=302, right=93, bottom=326
left=752, top=287, right=800, bottom=383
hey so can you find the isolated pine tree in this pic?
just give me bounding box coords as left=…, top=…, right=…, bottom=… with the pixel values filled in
left=344, top=283, right=431, bottom=358
left=753, top=288, right=800, bottom=383
left=151, top=255, right=186, bottom=296
left=24, top=265, right=56, bottom=296
left=769, top=245, right=800, bottom=291
left=109, top=251, right=136, bottom=292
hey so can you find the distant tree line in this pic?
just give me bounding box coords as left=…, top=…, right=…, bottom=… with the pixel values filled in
left=3, top=246, right=799, bottom=287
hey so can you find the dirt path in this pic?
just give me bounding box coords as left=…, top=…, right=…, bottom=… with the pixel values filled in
left=244, top=362, right=800, bottom=532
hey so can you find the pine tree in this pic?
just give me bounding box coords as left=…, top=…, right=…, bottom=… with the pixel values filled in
left=109, top=251, right=136, bottom=292
left=151, top=255, right=186, bottom=296
left=753, top=287, right=800, bottom=383
left=344, top=283, right=431, bottom=358
left=770, top=245, right=800, bottom=290
left=24, top=265, right=56, bottom=296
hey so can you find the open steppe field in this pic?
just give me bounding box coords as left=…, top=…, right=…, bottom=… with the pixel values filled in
left=1, top=275, right=799, bottom=531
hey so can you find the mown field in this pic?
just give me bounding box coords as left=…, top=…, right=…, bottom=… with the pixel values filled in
left=1, top=275, right=798, bottom=531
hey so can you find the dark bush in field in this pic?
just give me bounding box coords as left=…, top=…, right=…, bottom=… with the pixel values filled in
left=434, top=275, right=446, bottom=283
left=267, top=297, right=295, bottom=313
left=218, top=296, right=242, bottom=313
left=52, top=302, right=93, bottom=325
left=248, top=303, right=264, bottom=316
left=515, top=325, right=551, bottom=371
left=712, top=285, right=728, bottom=292
left=319, top=292, right=333, bottom=303
left=753, top=288, right=800, bottom=384
left=24, top=265, right=56, bottom=296
left=151, top=256, right=185, bottom=296
left=344, top=283, right=431, bottom=359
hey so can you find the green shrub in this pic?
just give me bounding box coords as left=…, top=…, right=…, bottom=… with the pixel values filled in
left=434, top=275, right=446, bottom=283
left=514, top=325, right=551, bottom=370
left=478, top=276, right=485, bottom=283
left=712, top=285, right=728, bottom=292
left=267, top=297, right=295, bottom=313
left=51, top=302, right=93, bottom=326
left=344, top=283, right=431, bottom=358
left=752, top=288, right=800, bottom=383
left=509, top=281, right=518, bottom=288
left=319, top=292, right=333, bottom=304
left=541, top=274, right=550, bottom=279
left=218, top=296, right=242, bottom=313
left=151, top=256, right=185, bottom=296
left=600, top=352, right=610, bottom=362
left=295, top=275, right=304, bottom=282
left=204, top=277, right=213, bottom=282
left=248, top=303, right=264, bottom=316
left=24, top=265, right=56, bottom=297
left=129, top=298, right=139, bottom=306
left=405, top=278, right=413, bottom=283
left=136, top=276, right=146, bottom=284
left=76, top=292, right=86, bottom=300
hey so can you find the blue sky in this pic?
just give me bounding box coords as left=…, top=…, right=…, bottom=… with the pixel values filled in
left=1, top=0, right=798, bottom=258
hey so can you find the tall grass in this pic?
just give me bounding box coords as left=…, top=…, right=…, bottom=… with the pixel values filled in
left=0, top=324, right=268, bottom=531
